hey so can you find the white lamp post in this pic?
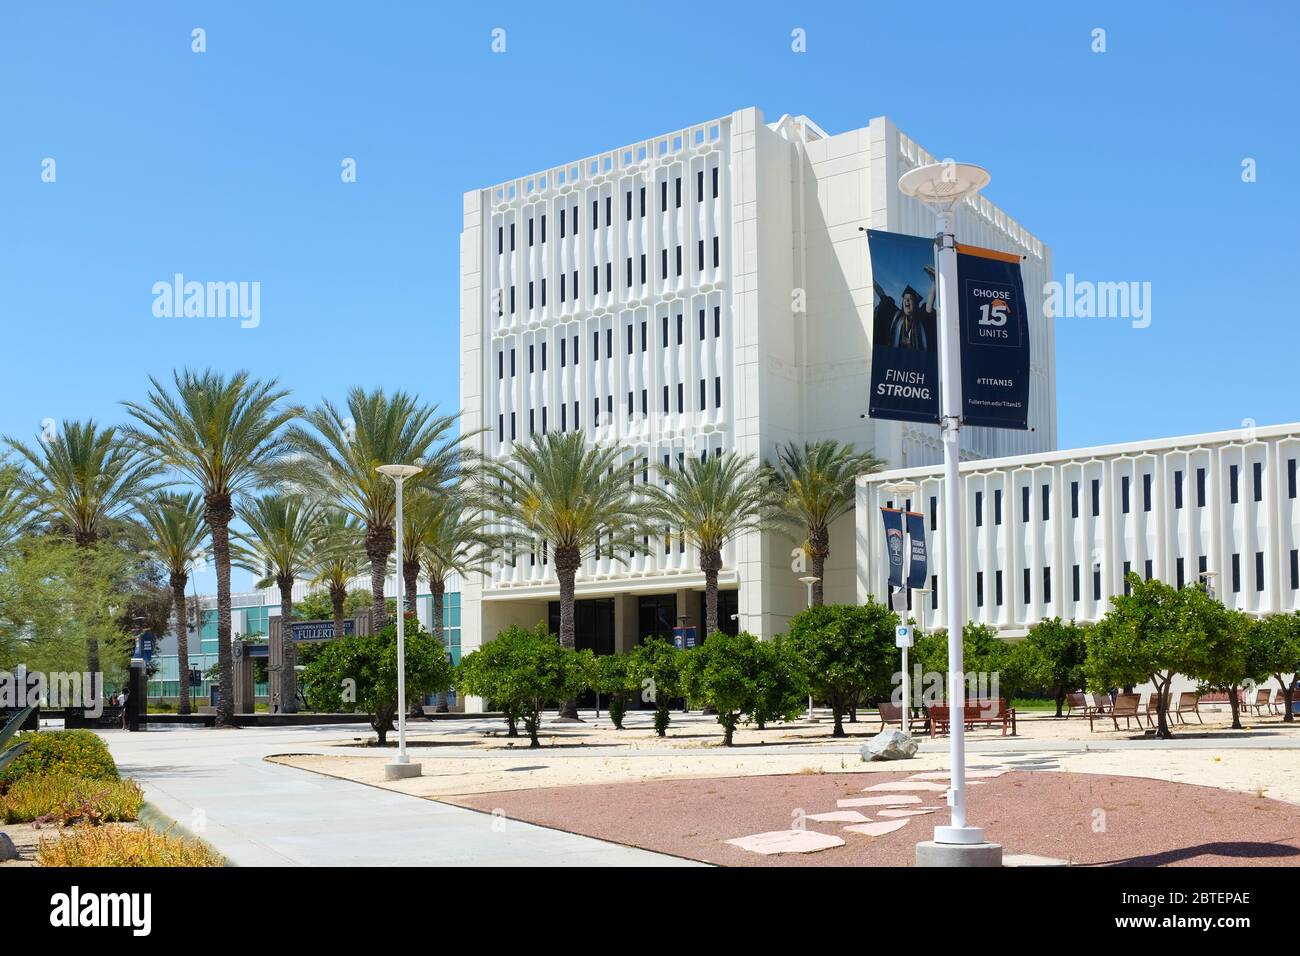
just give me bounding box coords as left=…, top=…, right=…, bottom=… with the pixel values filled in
left=798, top=575, right=820, bottom=721
left=378, top=463, right=423, bottom=780
left=898, top=161, right=1001, bottom=864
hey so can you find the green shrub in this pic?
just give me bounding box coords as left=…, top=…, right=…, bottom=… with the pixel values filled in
left=0, top=773, right=143, bottom=824
left=38, top=825, right=224, bottom=867
left=625, top=638, right=684, bottom=737
left=0, top=730, right=118, bottom=786
left=681, top=631, right=800, bottom=746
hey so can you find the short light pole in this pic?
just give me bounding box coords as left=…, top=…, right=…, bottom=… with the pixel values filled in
left=798, top=575, right=820, bottom=722
left=899, top=160, right=1001, bottom=865
left=377, top=463, right=423, bottom=780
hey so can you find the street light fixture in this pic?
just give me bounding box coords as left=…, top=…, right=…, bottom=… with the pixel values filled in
left=798, top=575, right=820, bottom=722
left=898, top=160, right=999, bottom=863
left=377, top=463, right=423, bottom=780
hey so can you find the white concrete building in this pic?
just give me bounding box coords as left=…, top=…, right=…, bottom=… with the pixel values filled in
left=857, top=423, right=1300, bottom=637
left=458, top=107, right=1056, bottom=662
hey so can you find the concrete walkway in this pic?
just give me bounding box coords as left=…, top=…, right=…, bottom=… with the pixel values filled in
left=98, top=724, right=700, bottom=867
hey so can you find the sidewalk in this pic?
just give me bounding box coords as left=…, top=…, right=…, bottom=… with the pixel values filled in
left=99, top=724, right=701, bottom=867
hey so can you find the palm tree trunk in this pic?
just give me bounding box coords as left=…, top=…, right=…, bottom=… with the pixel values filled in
left=330, top=583, right=346, bottom=640
left=206, top=496, right=236, bottom=727
left=172, top=572, right=191, bottom=716
left=432, top=576, right=448, bottom=713
left=365, top=525, right=393, bottom=629
left=700, top=546, right=722, bottom=638
left=809, top=525, right=829, bottom=606
left=554, top=544, right=581, bottom=720
left=403, top=559, right=420, bottom=616
left=278, top=576, right=298, bottom=713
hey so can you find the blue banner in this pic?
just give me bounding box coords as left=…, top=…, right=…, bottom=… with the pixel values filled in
left=956, top=245, right=1031, bottom=430
left=867, top=230, right=940, bottom=425
left=880, top=508, right=905, bottom=589
left=905, top=511, right=928, bottom=590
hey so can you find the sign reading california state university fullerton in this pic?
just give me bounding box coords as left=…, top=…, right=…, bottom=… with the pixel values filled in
left=867, top=230, right=941, bottom=425
left=956, top=244, right=1031, bottom=430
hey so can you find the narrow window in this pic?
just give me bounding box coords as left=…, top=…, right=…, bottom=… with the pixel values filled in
left=1070, top=481, right=1079, bottom=519
left=1230, top=464, right=1239, bottom=504
left=1290, top=549, right=1298, bottom=590
left=714, top=376, right=722, bottom=408
left=497, top=414, right=503, bottom=442
left=1023, top=567, right=1031, bottom=604
left=976, top=572, right=984, bottom=608
left=497, top=351, right=503, bottom=380
left=699, top=379, right=706, bottom=410
left=1043, top=567, right=1052, bottom=603
left=1143, top=473, right=1152, bottom=512
left=995, top=570, right=1003, bottom=607
left=540, top=341, right=547, bottom=370
left=1176, top=557, right=1185, bottom=589
left=1021, top=485, right=1029, bottom=522
left=510, top=348, right=516, bottom=376
left=528, top=344, right=534, bottom=373
left=676, top=382, right=683, bottom=413
left=1197, top=468, right=1206, bottom=507
left=1289, top=458, right=1297, bottom=499
left=1122, top=475, right=1130, bottom=514
left=696, top=169, right=704, bottom=202
left=674, top=176, right=681, bottom=208
left=1041, top=484, right=1050, bottom=521
left=1174, top=471, right=1183, bottom=509
left=1123, top=561, right=1132, bottom=594
left=1256, top=551, right=1265, bottom=591
left=714, top=306, right=721, bottom=337
left=662, top=385, right=669, bottom=413
left=1071, top=565, right=1080, bottom=603
left=1144, top=559, right=1153, bottom=580
left=1232, top=553, right=1241, bottom=593
left=1253, top=461, right=1263, bottom=502
left=930, top=497, right=938, bottom=531
left=931, top=576, right=939, bottom=609
left=711, top=166, right=719, bottom=198
left=527, top=218, right=534, bottom=247
left=994, top=488, right=1003, bottom=526
left=1093, top=566, right=1102, bottom=600
left=509, top=412, right=516, bottom=441
left=974, top=491, right=983, bottom=528
left=1091, top=478, right=1100, bottom=517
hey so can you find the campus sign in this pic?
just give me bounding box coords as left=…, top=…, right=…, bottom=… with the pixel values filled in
left=956, top=243, right=1031, bottom=430
left=289, top=619, right=356, bottom=642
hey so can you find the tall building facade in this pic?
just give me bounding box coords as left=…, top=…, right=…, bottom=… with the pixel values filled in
left=458, top=107, right=1057, bottom=675
left=857, top=423, right=1300, bottom=636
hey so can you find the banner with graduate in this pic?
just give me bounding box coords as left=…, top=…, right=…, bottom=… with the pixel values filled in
left=956, top=243, right=1031, bottom=430
left=867, top=230, right=940, bottom=425
left=880, top=507, right=905, bottom=588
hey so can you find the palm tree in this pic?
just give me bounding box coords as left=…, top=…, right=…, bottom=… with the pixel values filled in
left=644, top=452, right=780, bottom=638
left=5, top=419, right=160, bottom=691
left=123, top=369, right=300, bottom=727
left=309, top=509, right=365, bottom=639
left=770, top=440, right=884, bottom=606
left=284, top=389, right=465, bottom=629
left=137, top=492, right=206, bottom=714
left=414, top=490, right=501, bottom=711
left=482, top=431, right=648, bottom=717
left=0, top=459, right=32, bottom=550
left=236, top=494, right=321, bottom=713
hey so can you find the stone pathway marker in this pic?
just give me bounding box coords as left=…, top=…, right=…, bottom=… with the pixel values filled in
left=838, top=795, right=922, bottom=807
left=806, top=810, right=870, bottom=823
left=877, top=808, right=937, bottom=818
left=863, top=781, right=950, bottom=792
left=725, top=829, right=846, bottom=855
left=843, top=819, right=911, bottom=837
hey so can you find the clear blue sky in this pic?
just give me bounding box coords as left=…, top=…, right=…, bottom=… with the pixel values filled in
left=2, top=1, right=1296, bottom=591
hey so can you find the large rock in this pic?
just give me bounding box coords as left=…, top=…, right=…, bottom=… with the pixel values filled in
left=0, top=833, right=17, bottom=863
left=861, top=729, right=918, bottom=761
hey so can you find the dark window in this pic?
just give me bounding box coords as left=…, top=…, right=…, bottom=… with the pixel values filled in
left=592, top=398, right=599, bottom=426
left=559, top=209, right=566, bottom=238
left=495, top=414, right=504, bottom=442
left=625, top=190, right=632, bottom=221
left=1253, top=461, right=1263, bottom=502
left=572, top=335, right=578, bottom=364
left=605, top=261, right=611, bottom=292
left=1093, top=566, right=1102, bottom=600
left=573, top=400, right=579, bottom=429
left=1020, top=486, right=1029, bottom=522
left=627, top=391, right=633, bottom=416
left=1123, top=561, right=1132, bottom=594
left=527, top=218, right=534, bottom=246
left=1232, top=553, right=1241, bottom=593
left=1198, top=554, right=1207, bottom=576
left=676, top=313, right=683, bottom=345
left=541, top=406, right=547, bottom=433
left=1176, top=557, right=1185, bottom=589
left=1070, top=481, right=1079, bottom=519
left=528, top=344, right=535, bottom=373
left=1197, top=467, right=1206, bottom=507
left=930, top=497, right=938, bottom=531
left=661, top=315, right=669, bottom=347
left=639, top=254, right=646, bottom=284
left=640, top=321, right=647, bottom=351
left=1043, top=567, right=1052, bottom=603
left=712, top=166, right=719, bottom=198
left=509, top=412, right=516, bottom=441
left=626, top=258, right=632, bottom=288
left=1022, top=567, right=1031, bottom=605
left=697, top=239, right=704, bottom=271
left=1230, top=464, right=1239, bottom=504
left=540, top=341, right=547, bottom=370
left=994, top=488, right=1003, bottom=526
left=712, top=236, right=720, bottom=268
left=699, top=379, right=706, bottom=410
left=1091, top=478, right=1100, bottom=517
left=1174, top=471, right=1183, bottom=509
left=674, top=176, right=681, bottom=208
left=1071, top=565, right=1080, bottom=603
left=540, top=278, right=546, bottom=306
left=1144, top=559, right=1153, bottom=581
left=1256, top=552, right=1265, bottom=591
left=591, top=200, right=598, bottom=230
left=540, top=215, right=546, bottom=242
left=931, top=576, right=939, bottom=610
left=660, top=180, right=667, bottom=211
left=606, top=328, right=612, bottom=358
left=1289, top=459, right=1297, bottom=499
left=604, top=195, right=612, bottom=226
left=714, top=306, right=721, bottom=337
left=714, top=376, right=722, bottom=408
left=639, top=186, right=645, bottom=217
left=662, top=385, right=669, bottom=413
left=560, top=404, right=566, bottom=431
left=497, top=225, right=503, bottom=254
left=676, top=382, right=683, bottom=414
left=661, top=249, right=668, bottom=280
left=995, top=570, right=1004, bottom=607
left=1122, top=475, right=1130, bottom=514
left=509, top=222, right=515, bottom=251
left=1291, top=549, right=1298, bottom=590
left=572, top=206, right=578, bottom=231
left=1143, top=473, right=1152, bottom=512
left=675, top=245, right=682, bottom=276
left=976, top=572, right=984, bottom=608
left=699, top=309, right=706, bottom=341
left=626, top=324, right=633, bottom=354
left=497, top=351, right=503, bottom=380
left=696, top=169, right=704, bottom=202
left=510, top=348, right=516, bottom=376
left=509, top=286, right=515, bottom=314
left=593, top=331, right=599, bottom=360
left=640, top=389, right=647, bottom=415
left=559, top=338, right=566, bottom=367
left=1041, top=484, right=1050, bottom=521
left=572, top=270, right=578, bottom=297
left=974, top=491, right=983, bottom=528
left=528, top=409, right=535, bottom=435
left=592, top=265, right=598, bottom=294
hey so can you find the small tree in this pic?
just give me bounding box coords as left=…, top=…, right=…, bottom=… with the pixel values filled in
left=1196, top=605, right=1256, bottom=730
left=1017, top=618, right=1089, bottom=717
left=747, top=634, right=807, bottom=731
left=913, top=622, right=1019, bottom=706
left=456, top=623, right=590, bottom=748
left=1248, top=611, right=1300, bottom=723
left=784, top=601, right=897, bottom=737
left=303, top=617, right=452, bottom=745
left=590, top=654, right=636, bottom=729
left=1087, top=575, right=1227, bottom=739
left=625, top=637, right=684, bottom=737
left=681, top=631, right=777, bottom=746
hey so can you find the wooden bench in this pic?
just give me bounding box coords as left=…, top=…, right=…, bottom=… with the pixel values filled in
left=926, top=699, right=1016, bottom=737
left=1144, top=692, right=1171, bottom=727
left=1247, top=688, right=1276, bottom=716
left=876, top=701, right=928, bottom=734
left=1091, top=693, right=1113, bottom=715
left=1172, top=691, right=1203, bottom=724
left=1065, top=692, right=1089, bottom=717
left=1091, top=692, right=1143, bottom=732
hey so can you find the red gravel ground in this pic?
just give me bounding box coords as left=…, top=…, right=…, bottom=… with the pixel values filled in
left=448, top=771, right=1300, bottom=867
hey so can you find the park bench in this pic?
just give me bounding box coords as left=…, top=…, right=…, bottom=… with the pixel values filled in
left=1143, top=692, right=1171, bottom=727
left=1065, top=692, right=1089, bottom=717
left=1090, top=692, right=1143, bottom=732
left=1090, top=693, right=1113, bottom=715
left=1247, top=688, right=1277, bottom=716
left=926, top=698, right=1016, bottom=737
left=1172, top=691, right=1203, bottom=724
left=876, top=701, right=929, bottom=735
